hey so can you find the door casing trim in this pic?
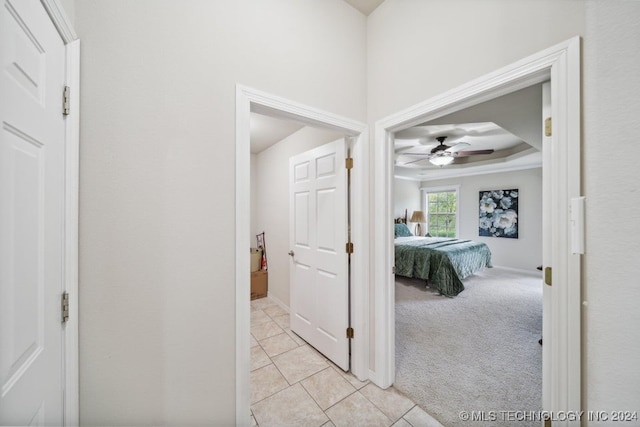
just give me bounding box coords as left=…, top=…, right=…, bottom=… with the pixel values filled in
left=372, top=36, right=581, bottom=422
left=39, top=1, right=79, bottom=425
left=235, top=85, right=369, bottom=426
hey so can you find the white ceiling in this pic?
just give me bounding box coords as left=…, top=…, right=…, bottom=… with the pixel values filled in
left=394, top=84, right=544, bottom=181
left=342, top=0, right=386, bottom=16
left=250, top=113, right=305, bottom=154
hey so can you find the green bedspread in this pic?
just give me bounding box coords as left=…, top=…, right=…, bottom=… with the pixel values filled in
left=394, top=237, right=492, bottom=296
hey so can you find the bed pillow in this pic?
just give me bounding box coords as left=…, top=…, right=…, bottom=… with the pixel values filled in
left=394, top=223, right=413, bottom=238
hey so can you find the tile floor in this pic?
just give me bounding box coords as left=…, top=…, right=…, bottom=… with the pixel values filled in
left=250, top=296, right=444, bottom=427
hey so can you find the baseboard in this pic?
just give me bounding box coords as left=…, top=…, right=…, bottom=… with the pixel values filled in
left=491, top=265, right=542, bottom=277
left=266, top=292, right=290, bottom=313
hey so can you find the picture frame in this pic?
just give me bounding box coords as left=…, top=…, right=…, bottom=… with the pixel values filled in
left=479, top=189, right=519, bottom=239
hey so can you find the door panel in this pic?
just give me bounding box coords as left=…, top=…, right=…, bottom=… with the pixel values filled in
left=289, top=139, right=349, bottom=370
left=0, top=0, right=66, bottom=424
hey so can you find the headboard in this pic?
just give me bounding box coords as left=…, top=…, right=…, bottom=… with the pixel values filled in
left=394, top=209, right=408, bottom=224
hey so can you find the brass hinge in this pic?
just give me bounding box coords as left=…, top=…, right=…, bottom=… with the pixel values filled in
left=63, top=86, right=70, bottom=116
left=544, top=117, right=552, bottom=137
left=544, top=415, right=551, bottom=427
left=346, top=327, right=354, bottom=339
left=61, top=292, right=70, bottom=323
left=544, top=267, right=552, bottom=286
left=346, top=242, right=354, bottom=254
left=345, top=157, right=353, bottom=170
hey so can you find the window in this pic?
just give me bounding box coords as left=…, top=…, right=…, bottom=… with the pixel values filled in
left=425, top=188, right=458, bottom=238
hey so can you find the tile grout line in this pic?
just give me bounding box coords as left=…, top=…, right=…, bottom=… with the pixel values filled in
left=252, top=297, right=425, bottom=427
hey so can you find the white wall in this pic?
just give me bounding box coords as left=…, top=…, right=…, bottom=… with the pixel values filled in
left=367, top=0, right=586, bottom=121
left=74, top=1, right=366, bottom=425
left=59, top=0, right=75, bottom=26
left=250, top=153, right=258, bottom=247
left=393, top=178, right=421, bottom=220
left=251, top=127, right=343, bottom=307
left=421, top=168, right=542, bottom=271
left=583, top=0, right=640, bottom=416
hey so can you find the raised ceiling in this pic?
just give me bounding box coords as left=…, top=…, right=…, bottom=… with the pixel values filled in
left=394, top=83, right=544, bottom=181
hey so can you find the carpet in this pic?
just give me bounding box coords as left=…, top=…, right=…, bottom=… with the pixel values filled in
left=394, top=267, right=542, bottom=427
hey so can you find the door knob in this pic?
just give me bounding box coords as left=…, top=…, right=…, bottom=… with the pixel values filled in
left=288, top=250, right=295, bottom=257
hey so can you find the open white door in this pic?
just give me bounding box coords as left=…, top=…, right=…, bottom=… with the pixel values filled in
left=289, top=139, right=350, bottom=370
left=0, top=0, right=67, bottom=424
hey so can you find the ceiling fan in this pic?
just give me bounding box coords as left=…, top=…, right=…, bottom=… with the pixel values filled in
left=401, top=136, right=494, bottom=166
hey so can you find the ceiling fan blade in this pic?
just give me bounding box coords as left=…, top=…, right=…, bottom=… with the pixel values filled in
left=401, top=156, right=432, bottom=166
left=453, top=149, right=495, bottom=157
left=445, top=142, right=471, bottom=153
left=401, top=152, right=435, bottom=156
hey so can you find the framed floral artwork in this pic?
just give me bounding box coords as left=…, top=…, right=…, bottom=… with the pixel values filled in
left=479, top=189, right=519, bottom=238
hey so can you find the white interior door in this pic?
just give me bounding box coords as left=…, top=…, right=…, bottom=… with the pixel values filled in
left=0, top=0, right=67, bottom=424
left=289, top=139, right=350, bottom=370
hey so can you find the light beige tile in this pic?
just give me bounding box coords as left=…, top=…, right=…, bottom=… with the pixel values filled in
left=250, top=364, right=289, bottom=404
left=251, top=346, right=271, bottom=371
left=272, top=313, right=290, bottom=329
left=251, top=309, right=271, bottom=327
left=325, top=391, right=391, bottom=427
left=301, top=367, right=356, bottom=410
left=251, top=414, right=257, bottom=426
left=392, top=418, right=412, bottom=427
left=284, top=328, right=306, bottom=346
left=251, top=297, right=277, bottom=311
left=250, top=334, right=259, bottom=348
left=264, top=304, right=288, bottom=318
left=251, top=320, right=284, bottom=341
left=252, top=383, right=328, bottom=427
left=259, top=333, right=299, bottom=358
left=272, top=345, right=329, bottom=384
left=321, top=421, right=336, bottom=427
left=402, top=405, right=444, bottom=427
left=331, top=365, right=369, bottom=390
left=359, top=384, right=415, bottom=422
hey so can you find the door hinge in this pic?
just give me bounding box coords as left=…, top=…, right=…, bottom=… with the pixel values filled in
left=345, top=157, right=353, bottom=170
left=544, top=414, right=551, bottom=427
left=61, top=292, right=70, bottom=323
left=544, top=117, right=552, bottom=137
left=63, top=86, right=70, bottom=116
left=346, top=242, right=354, bottom=254
left=346, top=327, right=354, bottom=339
left=544, top=267, right=552, bottom=286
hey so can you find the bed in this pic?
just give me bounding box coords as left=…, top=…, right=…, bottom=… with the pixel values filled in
left=394, top=219, right=492, bottom=297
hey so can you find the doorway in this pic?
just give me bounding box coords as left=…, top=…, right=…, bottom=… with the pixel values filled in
left=235, top=86, right=369, bottom=424
left=392, top=84, right=546, bottom=424
left=373, top=37, right=582, bottom=417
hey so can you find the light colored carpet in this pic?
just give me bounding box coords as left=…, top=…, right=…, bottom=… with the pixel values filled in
left=394, top=267, right=542, bottom=427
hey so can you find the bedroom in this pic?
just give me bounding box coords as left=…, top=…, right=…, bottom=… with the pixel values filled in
left=392, top=84, right=544, bottom=425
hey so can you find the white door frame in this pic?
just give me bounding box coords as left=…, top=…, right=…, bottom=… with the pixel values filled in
left=235, top=85, right=369, bottom=425
left=373, top=37, right=581, bottom=421
left=40, top=1, right=80, bottom=425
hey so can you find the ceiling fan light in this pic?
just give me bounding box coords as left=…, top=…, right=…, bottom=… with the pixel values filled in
left=429, top=155, right=455, bottom=166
